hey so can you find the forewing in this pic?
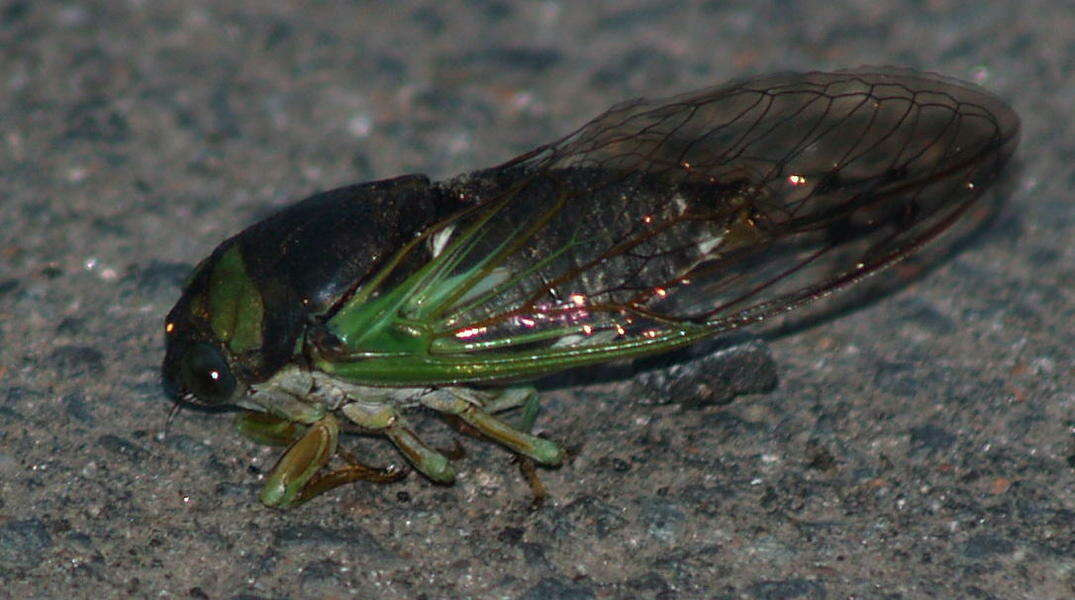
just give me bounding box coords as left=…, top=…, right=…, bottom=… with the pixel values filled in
left=408, top=69, right=1019, bottom=356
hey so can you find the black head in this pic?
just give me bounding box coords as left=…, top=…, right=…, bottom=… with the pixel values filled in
left=162, top=338, right=238, bottom=405
left=161, top=247, right=254, bottom=408
left=162, top=293, right=243, bottom=407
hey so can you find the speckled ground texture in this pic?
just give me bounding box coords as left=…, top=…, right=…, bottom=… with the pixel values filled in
left=1, top=1, right=1072, bottom=599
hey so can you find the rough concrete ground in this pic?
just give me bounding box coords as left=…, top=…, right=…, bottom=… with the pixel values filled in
left=1, top=1, right=1071, bottom=598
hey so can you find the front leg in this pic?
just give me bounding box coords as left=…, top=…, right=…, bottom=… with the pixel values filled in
left=257, top=414, right=339, bottom=507
left=237, top=412, right=405, bottom=508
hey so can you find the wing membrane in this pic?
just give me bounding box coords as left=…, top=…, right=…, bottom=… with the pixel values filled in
left=385, top=69, right=1019, bottom=360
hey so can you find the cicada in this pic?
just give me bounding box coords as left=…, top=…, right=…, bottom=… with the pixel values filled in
left=162, top=69, right=1019, bottom=508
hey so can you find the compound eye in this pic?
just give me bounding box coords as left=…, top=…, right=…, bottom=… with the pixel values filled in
left=181, top=343, right=237, bottom=404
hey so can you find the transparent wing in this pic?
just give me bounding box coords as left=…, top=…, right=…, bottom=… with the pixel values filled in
left=373, top=69, right=1019, bottom=360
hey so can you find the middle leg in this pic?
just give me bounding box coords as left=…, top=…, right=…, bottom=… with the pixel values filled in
left=420, top=387, right=565, bottom=466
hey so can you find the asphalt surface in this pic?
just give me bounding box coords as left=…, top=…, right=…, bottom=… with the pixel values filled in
left=1, top=1, right=1072, bottom=599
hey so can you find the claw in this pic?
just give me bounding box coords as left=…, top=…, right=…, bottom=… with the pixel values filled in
left=516, top=456, right=548, bottom=510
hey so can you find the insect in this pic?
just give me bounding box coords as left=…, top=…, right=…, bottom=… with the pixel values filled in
left=162, top=68, right=1019, bottom=508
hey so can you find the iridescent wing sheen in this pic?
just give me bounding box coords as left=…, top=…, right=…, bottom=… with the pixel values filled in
left=391, top=69, right=1020, bottom=359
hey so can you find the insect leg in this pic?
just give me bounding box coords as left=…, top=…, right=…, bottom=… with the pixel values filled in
left=501, top=390, right=552, bottom=507
left=421, top=388, right=565, bottom=466
left=476, top=386, right=544, bottom=435
left=234, top=410, right=306, bottom=446
left=257, top=414, right=339, bottom=508
left=481, top=386, right=538, bottom=415
left=289, top=444, right=407, bottom=505
left=341, top=400, right=456, bottom=483
left=252, top=413, right=404, bottom=508
left=509, top=388, right=542, bottom=432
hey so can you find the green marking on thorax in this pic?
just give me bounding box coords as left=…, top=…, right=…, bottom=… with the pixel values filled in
left=208, top=244, right=265, bottom=353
